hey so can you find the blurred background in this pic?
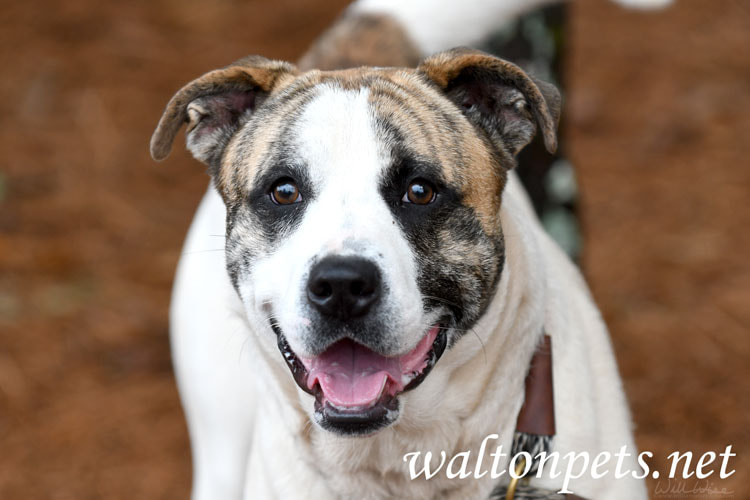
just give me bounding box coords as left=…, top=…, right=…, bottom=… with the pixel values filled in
left=0, top=0, right=748, bottom=498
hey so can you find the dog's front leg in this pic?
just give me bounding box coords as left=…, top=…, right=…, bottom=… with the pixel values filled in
left=171, top=187, right=258, bottom=500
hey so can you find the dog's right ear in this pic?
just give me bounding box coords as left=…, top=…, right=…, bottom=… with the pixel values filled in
left=150, top=56, right=298, bottom=165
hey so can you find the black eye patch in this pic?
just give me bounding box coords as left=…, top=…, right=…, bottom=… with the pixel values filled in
left=379, top=153, right=460, bottom=228
left=245, top=161, right=314, bottom=242
left=378, top=149, right=504, bottom=340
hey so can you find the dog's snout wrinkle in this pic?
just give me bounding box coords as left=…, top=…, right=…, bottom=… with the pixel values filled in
left=307, top=256, right=381, bottom=321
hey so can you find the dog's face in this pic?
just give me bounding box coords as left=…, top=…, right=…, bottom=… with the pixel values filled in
left=152, top=49, right=559, bottom=436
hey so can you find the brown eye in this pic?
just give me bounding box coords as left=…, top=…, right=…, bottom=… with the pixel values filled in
left=270, top=178, right=302, bottom=205
left=403, top=179, right=436, bottom=205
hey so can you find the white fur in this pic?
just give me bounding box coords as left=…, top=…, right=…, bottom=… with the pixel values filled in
left=351, top=0, right=672, bottom=55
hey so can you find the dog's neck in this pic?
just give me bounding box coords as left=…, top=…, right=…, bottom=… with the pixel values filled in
left=271, top=177, right=551, bottom=499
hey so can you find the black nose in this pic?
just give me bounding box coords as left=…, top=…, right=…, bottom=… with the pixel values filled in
left=307, top=256, right=382, bottom=320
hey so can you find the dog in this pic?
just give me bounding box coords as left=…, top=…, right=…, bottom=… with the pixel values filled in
left=150, top=1, right=667, bottom=498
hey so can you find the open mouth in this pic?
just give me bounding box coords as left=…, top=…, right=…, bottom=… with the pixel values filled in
left=272, top=322, right=448, bottom=435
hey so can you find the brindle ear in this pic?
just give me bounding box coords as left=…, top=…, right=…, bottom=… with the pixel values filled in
left=150, top=55, right=298, bottom=164
left=418, top=48, right=561, bottom=156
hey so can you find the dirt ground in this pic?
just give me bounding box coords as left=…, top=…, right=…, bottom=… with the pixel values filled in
left=0, top=0, right=747, bottom=498
left=567, top=1, right=750, bottom=496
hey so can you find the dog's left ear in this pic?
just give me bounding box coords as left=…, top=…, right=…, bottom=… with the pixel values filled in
left=150, top=55, right=298, bottom=164
left=418, top=48, right=561, bottom=156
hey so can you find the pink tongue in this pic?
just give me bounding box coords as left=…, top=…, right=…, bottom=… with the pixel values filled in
left=307, top=341, right=399, bottom=407
left=302, top=327, right=439, bottom=408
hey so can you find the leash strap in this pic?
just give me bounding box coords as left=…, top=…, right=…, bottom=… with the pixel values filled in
left=489, top=335, right=589, bottom=500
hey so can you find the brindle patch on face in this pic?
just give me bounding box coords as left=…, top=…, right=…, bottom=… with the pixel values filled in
left=221, top=77, right=327, bottom=291
left=362, top=72, right=508, bottom=338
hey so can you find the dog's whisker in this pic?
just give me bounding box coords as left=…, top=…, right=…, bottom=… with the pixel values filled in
left=238, top=332, right=252, bottom=364
left=182, top=248, right=225, bottom=255
left=301, top=417, right=314, bottom=437
left=422, top=295, right=461, bottom=308
left=469, top=327, right=488, bottom=364
left=417, top=323, right=472, bottom=333
left=419, top=322, right=486, bottom=362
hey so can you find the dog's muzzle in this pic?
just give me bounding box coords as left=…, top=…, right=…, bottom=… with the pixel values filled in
left=270, top=255, right=449, bottom=435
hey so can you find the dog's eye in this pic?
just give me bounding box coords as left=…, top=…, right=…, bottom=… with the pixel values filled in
left=270, top=178, right=302, bottom=205
left=402, top=179, right=436, bottom=205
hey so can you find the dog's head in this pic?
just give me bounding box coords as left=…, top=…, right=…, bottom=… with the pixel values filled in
left=152, top=48, right=560, bottom=436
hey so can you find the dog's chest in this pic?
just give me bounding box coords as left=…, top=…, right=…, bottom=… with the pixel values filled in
left=296, top=420, right=511, bottom=499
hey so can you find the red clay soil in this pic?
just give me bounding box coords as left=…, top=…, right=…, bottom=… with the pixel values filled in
left=0, top=0, right=747, bottom=498
left=568, top=1, right=750, bottom=496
